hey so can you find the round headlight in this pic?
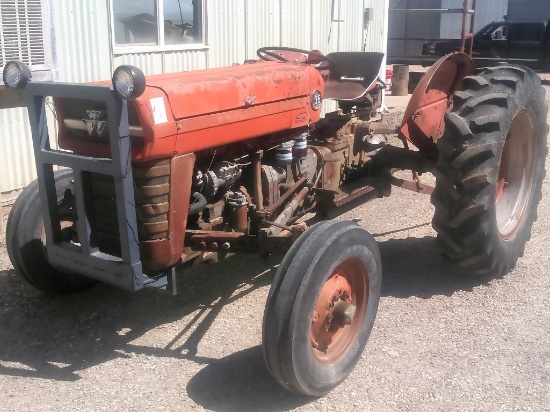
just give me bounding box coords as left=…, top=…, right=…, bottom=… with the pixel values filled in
left=3, top=61, right=31, bottom=89
left=112, top=65, right=146, bottom=100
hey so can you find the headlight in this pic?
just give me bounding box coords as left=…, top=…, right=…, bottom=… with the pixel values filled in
left=3, top=61, right=31, bottom=89
left=112, top=65, right=146, bottom=100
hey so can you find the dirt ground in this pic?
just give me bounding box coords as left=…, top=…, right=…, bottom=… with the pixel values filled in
left=1, top=72, right=549, bottom=412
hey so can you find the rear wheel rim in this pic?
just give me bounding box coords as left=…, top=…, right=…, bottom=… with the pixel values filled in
left=496, top=107, right=537, bottom=241
left=310, top=258, right=368, bottom=366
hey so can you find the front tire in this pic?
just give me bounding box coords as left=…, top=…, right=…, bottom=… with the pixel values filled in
left=262, top=220, right=382, bottom=396
left=6, top=170, right=97, bottom=293
left=432, top=65, right=548, bottom=276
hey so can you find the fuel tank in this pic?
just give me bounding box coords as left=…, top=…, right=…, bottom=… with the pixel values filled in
left=56, top=61, right=324, bottom=161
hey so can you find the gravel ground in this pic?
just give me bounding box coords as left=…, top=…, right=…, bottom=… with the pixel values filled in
left=1, top=72, right=549, bottom=412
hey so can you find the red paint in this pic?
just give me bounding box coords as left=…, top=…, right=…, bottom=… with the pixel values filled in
left=138, top=153, right=195, bottom=270
left=56, top=61, right=323, bottom=161
left=400, top=53, right=476, bottom=154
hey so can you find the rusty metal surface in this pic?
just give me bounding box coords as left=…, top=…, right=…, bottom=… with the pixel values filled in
left=184, top=231, right=297, bottom=254
left=265, top=173, right=309, bottom=214
left=391, top=64, right=409, bottom=96
left=134, top=159, right=171, bottom=240
left=460, top=0, right=477, bottom=55
left=310, top=259, right=367, bottom=364
left=268, top=187, right=309, bottom=236
left=232, top=204, right=249, bottom=233
left=400, top=53, right=476, bottom=154
left=321, top=147, right=344, bottom=191
left=390, top=176, right=434, bottom=195
left=261, top=165, right=280, bottom=206
left=252, top=151, right=264, bottom=211
left=138, top=153, right=195, bottom=270
left=365, top=121, right=401, bottom=135
left=334, top=184, right=378, bottom=208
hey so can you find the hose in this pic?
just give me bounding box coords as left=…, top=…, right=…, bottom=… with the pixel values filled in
left=188, top=192, right=207, bottom=215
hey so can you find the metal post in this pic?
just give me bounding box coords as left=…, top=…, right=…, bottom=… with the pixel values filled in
left=459, top=0, right=477, bottom=56
left=252, top=150, right=264, bottom=211
left=468, top=0, right=477, bottom=56
left=0, top=192, right=3, bottom=235
left=460, top=0, right=469, bottom=53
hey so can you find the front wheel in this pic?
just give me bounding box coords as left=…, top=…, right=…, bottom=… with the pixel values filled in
left=262, top=220, right=382, bottom=396
left=6, top=170, right=97, bottom=293
left=432, top=65, right=548, bottom=276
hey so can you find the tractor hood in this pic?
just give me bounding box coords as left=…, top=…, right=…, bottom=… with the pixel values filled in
left=141, top=61, right=324, bottom=120
left=56, top=60, right=325, bottom=160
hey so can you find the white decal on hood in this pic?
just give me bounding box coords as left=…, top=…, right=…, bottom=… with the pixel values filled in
left=150, top=97, right=168, bottom=125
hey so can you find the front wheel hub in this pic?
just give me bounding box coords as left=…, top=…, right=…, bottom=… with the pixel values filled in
left=310, top=259, right=368, bottom=365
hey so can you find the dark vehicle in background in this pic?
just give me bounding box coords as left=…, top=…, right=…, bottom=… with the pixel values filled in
left=423, top=21, right=550, bottom=70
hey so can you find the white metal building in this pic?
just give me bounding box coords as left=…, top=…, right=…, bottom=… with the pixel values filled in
left=0, top=0, right=390, bottom=194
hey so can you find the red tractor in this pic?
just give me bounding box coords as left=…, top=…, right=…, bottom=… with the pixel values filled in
left=2, top=47, right=547, bottom=395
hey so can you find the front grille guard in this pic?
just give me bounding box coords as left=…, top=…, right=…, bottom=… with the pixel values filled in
left=26, top=82, right=144, bottom=291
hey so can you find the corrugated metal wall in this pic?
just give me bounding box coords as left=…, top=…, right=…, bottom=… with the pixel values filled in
left=507, top=0, right=550, bottom=21
left=440, top=0, right=507, bottom=39
left=52, top=0, right=112, bottom=82
left=388, top=0, right=442, bottom=61
left=0, top=0, right=388, bottom=192
left=0, top=107, right=36, bottom=192
left=0, top=0, right=113, bottom=193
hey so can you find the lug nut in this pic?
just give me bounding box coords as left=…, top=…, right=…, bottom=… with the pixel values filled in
left=222, top=242, right=231, bottom=250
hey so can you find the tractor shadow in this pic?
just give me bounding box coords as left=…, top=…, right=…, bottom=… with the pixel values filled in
left=0, top=253, right=277, bottom=381
left=376, top=235, right=488, bottom=298
left=0, top=233, right=491, bottom=410
left=186, top=345, right=312, bottom=411
left=185, top=235, right=492, bottom=411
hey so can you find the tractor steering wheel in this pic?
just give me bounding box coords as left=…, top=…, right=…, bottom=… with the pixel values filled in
left=256, top=47, right=335, bottom=69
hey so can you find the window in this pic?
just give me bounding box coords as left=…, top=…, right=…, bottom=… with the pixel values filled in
left=479, top=24, right=508, bottom=41
left=0, top=0, right=47, bottom=70
left=490, top=25, right=507, bottom=41
left=509, top=24, right=543, bottom=42
left=112, top=0, right=204, bottom=52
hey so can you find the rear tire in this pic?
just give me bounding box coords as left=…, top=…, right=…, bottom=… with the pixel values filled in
left=6, top=170, right=97, bottom=293
left=431, top=66, right=548, bottom=276
left=262, top=220, right=382, bottom=395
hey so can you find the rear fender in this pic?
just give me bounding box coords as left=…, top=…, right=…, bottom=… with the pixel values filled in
left=399, top=53, right=476, bottom=155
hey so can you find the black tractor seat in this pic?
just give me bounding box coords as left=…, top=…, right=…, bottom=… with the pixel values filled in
left=323, top=52, right=384, bottom=102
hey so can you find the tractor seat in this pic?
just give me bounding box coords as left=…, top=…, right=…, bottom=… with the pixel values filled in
left=323, top=52, right=384, bottom=101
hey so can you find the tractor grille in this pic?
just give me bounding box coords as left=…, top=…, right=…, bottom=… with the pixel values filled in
left=58, top=98, right=144, bottom=144
left=133, top=159, right=171, bottom=240
left=89, top=173, right=122, bottom=256
left=87, top=159, right=171, bottom=255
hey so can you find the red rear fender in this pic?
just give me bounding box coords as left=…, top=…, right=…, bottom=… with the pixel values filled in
left=400, top=53, right=476, bottom=155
